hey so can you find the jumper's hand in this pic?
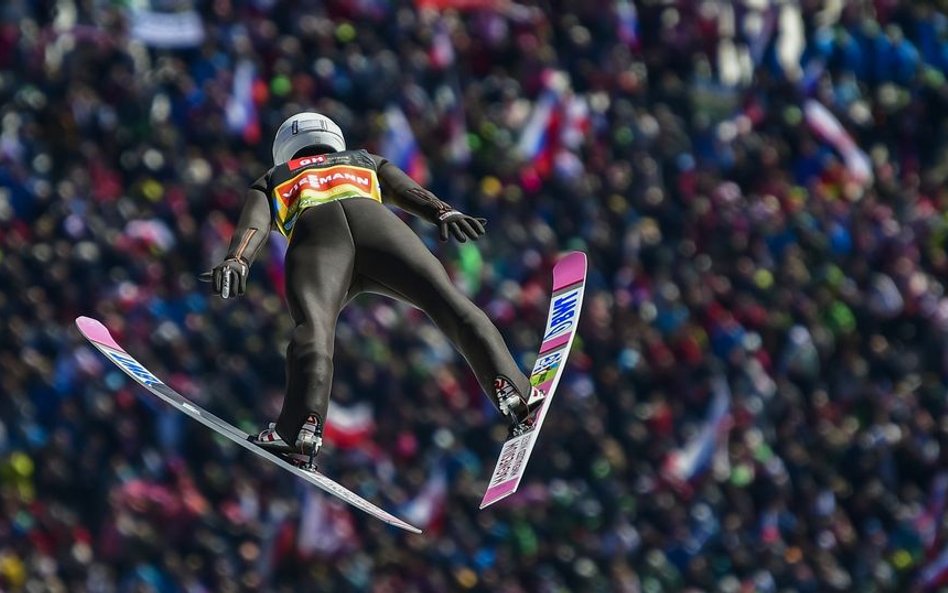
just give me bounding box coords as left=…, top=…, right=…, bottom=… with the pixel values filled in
left=200, top=257, right=249, bottom=299
left=437, top=211, right=487, bottom=243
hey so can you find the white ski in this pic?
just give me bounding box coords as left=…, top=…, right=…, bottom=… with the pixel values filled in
left=75, top=316, right=421, bottom=534
left=480, top=251, right=587, bottom=508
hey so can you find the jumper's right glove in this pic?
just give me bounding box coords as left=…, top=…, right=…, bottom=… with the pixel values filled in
left=200, top=257, right=249, bottom=299
left=437, top=211, right=487, bottom=243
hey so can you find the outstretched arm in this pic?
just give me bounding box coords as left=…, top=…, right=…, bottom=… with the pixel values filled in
left=208, top=175, right=271, bottom=298
left=371, top=154, right=486, bottom=242
left=225, top=177, right=271, bottom=265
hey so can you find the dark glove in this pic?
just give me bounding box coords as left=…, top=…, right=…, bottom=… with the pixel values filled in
left=199, top=257, right=249, bottom=299
left=437, top=211, right=487, bottom=243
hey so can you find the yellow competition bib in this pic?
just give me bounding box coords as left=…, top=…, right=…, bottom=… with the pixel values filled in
left=272, top=164, right=382, bottom=237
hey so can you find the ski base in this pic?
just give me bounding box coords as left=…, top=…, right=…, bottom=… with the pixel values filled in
left=480, top=251, right=587, bottom=509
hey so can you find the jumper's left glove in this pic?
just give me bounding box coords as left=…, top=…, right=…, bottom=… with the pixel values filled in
left=437, top=211, right=487, bottom=243
left=200, top=257, right=249, bottom=299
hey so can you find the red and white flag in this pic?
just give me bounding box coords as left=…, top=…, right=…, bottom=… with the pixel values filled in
left=323, top=402, right=375, bottom=449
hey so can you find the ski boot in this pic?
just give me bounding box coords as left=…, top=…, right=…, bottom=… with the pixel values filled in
left=250, top=413, right=323, bottom=470
left=495, top=376, right=546, bottom=438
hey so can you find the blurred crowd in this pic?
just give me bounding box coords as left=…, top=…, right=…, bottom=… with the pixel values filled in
left=2, top=0, right=948, bottom=592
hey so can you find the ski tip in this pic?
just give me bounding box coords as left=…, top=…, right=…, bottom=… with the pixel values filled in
left=75, top=316, right=104, bottom=333
left=554, top=251, right=587, bottom=286
left=386, top=517, right=422, bottom=534
left=557, top=251, right=586, bottom=270
left=75, top=316, right=123, bottom=351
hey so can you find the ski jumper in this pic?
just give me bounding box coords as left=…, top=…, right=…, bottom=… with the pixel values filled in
left=221, top=149, right=532, bottom=443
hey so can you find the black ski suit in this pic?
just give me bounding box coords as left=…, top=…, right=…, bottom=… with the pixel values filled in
left=214, top=149, right=531, bottom=443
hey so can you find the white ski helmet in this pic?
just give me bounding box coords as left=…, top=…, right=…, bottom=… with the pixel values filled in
left=272, top=112, right=346, bottom=165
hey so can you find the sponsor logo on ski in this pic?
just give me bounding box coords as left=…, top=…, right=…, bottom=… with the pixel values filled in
left=542, top=287, right=581, bottom=342
left=491, top=439, right=527, bottom=485
left=532, top=351, right=563, bottom=376
left=103, top=349, right=162, bottom=387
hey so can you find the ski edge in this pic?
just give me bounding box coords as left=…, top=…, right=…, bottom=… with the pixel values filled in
left=75, top=316, right=423, bottom=535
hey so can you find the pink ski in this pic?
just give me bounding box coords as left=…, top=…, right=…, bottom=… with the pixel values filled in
left=480, top=251, right=587, bottom=508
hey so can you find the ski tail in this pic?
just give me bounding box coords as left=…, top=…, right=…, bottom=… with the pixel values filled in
left=480, top=251, right=587, bottom=508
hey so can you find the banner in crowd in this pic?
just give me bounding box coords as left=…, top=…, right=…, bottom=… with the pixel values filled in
left=130, top=9, right=205, bottom=49
left=225, top=60, right=262, bottom=145
left=664, top=377, right=733, bottom=483
left=615, top=0, right=639, bottom=49
left=400, top=463, right=448, bottom=533
left=517, top=70, right=591, bottom=179
left=298, top=488, right=357, bottom=557
left=804, top=99, right=873, bottom=187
